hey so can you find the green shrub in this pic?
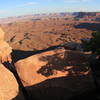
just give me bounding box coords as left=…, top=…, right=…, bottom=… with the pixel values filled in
left=82, top=31, right=100, bottom=55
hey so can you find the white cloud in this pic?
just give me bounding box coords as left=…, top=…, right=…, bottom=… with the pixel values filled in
left=64, top=0, right=93, bottom=3
left=0, top=10, right=7, bottom=14
left=17, top=2, right=38, bottom=7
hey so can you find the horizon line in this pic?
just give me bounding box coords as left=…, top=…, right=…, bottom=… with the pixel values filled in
left=0, top=11, right=100, bottom=19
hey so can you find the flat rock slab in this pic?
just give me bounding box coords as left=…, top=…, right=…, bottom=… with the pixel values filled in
left=15, top=48, right=95, bottom=100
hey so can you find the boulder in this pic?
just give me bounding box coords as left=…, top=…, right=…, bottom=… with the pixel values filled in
left=15, top=48, right=69, bottom=86
left=15, top=48, right=95, bottom=100
left=0, top=64, right=24, bottom=100
left=81, top=38, right=91, bottom=43
left=62, top=42, right=83, bottom=51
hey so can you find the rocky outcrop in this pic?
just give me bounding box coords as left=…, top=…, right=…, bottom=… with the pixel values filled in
left=62, top=42, right=83, bottom=51
left=15, top=48, right=95, bottom=100
left=0, top=64, right=24, bottom=100
left=76, top=12, right=100, bottom=18
left=15, top=48, right=69, bottom=86
left=0, top=47, right=97, bottom=100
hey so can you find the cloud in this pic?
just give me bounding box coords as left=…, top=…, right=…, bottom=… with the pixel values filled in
left=64, top=0, right=93, bottom=3
left=0, top=10, right=7, bottom=14
left=17, top=2, right=38, bottom=7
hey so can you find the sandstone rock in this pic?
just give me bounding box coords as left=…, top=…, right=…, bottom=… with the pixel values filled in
left=81, top=38, right=91, bottom=43
left=0, top=64, right=24, bottom=100
left=15, top=48, right=69, bottom=86
left=62, top=42, right=77, bottom=50
left=62, top=42, right=83, bottom=51
left=15, top=48, right=95, bottom=99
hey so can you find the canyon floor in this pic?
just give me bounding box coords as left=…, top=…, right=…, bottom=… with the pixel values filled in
left=0, top=17, right=100, bottom=100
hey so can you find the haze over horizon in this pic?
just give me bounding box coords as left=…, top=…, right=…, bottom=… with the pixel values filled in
left=0, top=0, right=100, bottom=18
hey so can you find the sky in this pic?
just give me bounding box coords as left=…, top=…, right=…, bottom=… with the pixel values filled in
left=0, top=0, right=100, bottom=18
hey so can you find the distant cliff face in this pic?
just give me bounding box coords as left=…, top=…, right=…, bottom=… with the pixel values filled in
left=0, top=12, right=100, bottom=24
left=0, top=12, right=72, bottom=24
left=76, top=12, right=96, bottom=18
left=76, top=12, right=100, bottom=18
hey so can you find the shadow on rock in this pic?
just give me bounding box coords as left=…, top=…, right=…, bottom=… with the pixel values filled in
left=12, top=49, right=97, bottom=100
left=11, top=45, right=60, bottom=63
left=74, top=23, right=100, bottom=32
left=12, top=75, right=97, bottom=100
left=37, top=50, right=89, bottom=77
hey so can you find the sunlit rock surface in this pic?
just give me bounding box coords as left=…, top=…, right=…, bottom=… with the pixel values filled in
left=0, top=64, right=19, bottom=100
left=15, top=48, right=95, bottom=100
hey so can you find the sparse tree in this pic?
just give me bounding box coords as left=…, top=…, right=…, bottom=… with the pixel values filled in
left=82, top=31, right=100, bottom=56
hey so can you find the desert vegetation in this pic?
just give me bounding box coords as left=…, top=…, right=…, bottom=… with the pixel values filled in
left=82, top=31, right=100, bottom=55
